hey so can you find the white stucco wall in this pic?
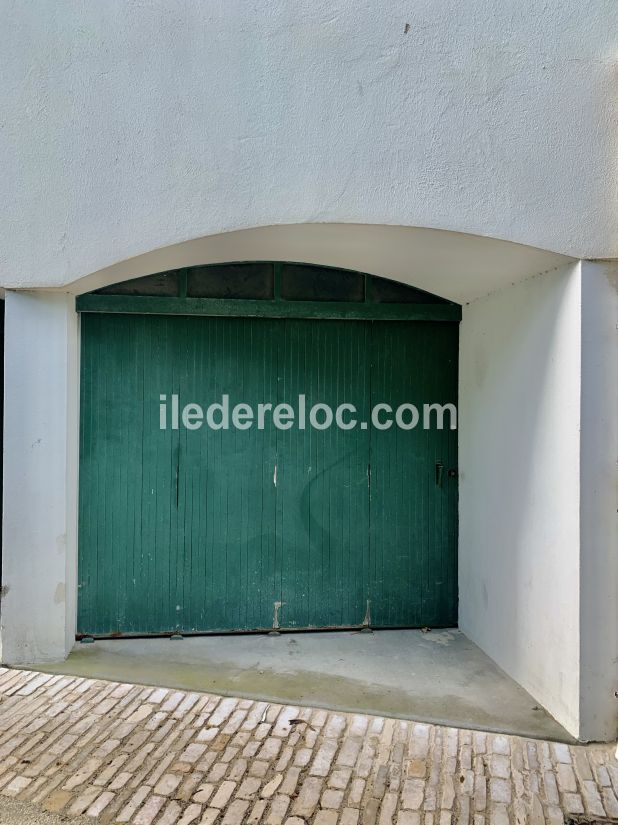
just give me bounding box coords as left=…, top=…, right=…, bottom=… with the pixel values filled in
left=459, top=263, right=583, bottom=737
left=1, top=0, right=618, bottom=291
left=579, top=261, right=618, bottom=742
left=0, top=291, right=79, bottom=663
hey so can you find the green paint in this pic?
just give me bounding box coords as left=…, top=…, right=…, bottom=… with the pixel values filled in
left=369, top=322, right=458, bottom=627
left=77, top=293, right=460, bottom=321
left=78, top=313, right=458, bottom=636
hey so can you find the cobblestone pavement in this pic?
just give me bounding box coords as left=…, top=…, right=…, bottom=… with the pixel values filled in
left=0, top=668, right=616, bottom=825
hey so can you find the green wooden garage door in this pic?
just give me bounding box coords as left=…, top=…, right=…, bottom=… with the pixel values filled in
left=77, top=269, right=459, bottom=636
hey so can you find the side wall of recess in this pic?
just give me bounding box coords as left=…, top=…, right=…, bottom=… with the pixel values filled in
left=579, top=261, right=618, bottom=742
left=0, top=292, right=79, bottom=663
left=459, top=263, right=583, bottom=737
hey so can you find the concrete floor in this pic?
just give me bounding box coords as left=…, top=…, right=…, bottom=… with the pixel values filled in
left=30, top=628, right=572, bottom=742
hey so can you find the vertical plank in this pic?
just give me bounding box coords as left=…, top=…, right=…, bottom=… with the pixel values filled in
left=368, top=321, right=458, bottom=627
left=275, top=319, right=370, bottom=629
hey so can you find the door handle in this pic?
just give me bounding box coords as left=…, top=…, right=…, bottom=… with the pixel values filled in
left=435, top=461, right=444, bottom=487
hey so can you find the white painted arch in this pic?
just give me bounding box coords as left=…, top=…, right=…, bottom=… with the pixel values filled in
left=67, top=224, right=571, bottom=305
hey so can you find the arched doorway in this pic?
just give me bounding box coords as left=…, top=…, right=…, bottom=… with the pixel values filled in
left=76, top=262, right=460, bottom=637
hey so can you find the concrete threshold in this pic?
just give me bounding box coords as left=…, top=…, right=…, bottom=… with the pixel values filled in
left=27, top=628, right=573, bottom=742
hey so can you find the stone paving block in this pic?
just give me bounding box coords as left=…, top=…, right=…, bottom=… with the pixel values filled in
left=292, top=776, right=323, bottom=817
left=275, top=745, right=294, bottom=771
left=423, top=784, right=437, bottom=812
left=236, top=776, right=261, bottom=799
left=247, top=800, right=268, bottom=823
left=1, top=776, right=32, bottom=797
left=489, top=755, right=510, bottom=779
left=86, top=790, right=115, bottom=817
left=489, top=778, right=511, bottom=804
left=458, top=795, right=471, bottom=825
left=546, top=807, right=564, bottom=825
left=273, top=706, right=300, bottom=737
left=259, top=737, right=283, bottom=761
left=581, top=778, right=606, bottom=816
left=489, top=803, right=509, bottom=825
left=206, top=763, right=228, bottom=783
left=602, top=786, right=618, bottom=817
left=265, top=794, right=290, bottom=824
left=342, top=809, right=361, bottom=825
left=397, top=813, right=421, bottom=825
left=552, top=743, right=572, bottom=764
left=322, top=787, right=345, bottom=808
left=329, top=767, right=352, bottom=789
left=364, top=797, right=382, bottom=824
left=542, top=771, right=560, bottom=805
left=490, top=736, right=510, bottom=756
left=248, top=759, right=270, bottom=779
left=608, top=763, right=618, bottom=793
left=475, top=773, right=488, bottom=812
left=315, top=811, right=339, bottom=825
left=379, top=791, right=398, bottom=824
left=563, top=792, right=585, bottom=814
left=220, top=798, right=249, bottom=825
left=402, top=778, right=425, bottom=809
left=155, top=772, right=183, bottom=796
left=407, top=759, right=427, bottom=778
left=338, top=737, right=363, bottom=767
left=134, top=794, right=166, bottom=825
left=556, top=762, right=577, bottom=793
left=324, top=714, right=347, bottom=738
left=109, top=770, right=132, bottom=791
left=42, top=789, right=72, bottom=812
left=210, top=780, right=236, bottom=809
left=179, top=743, right=207, bottom=763
left=280, top=766, right=301, bottom=795
left=158, top=800, right=183, bottom=825
left=294, top=747, right=312, bottom=766
left=261, top=773, right=283, bottom=798
left=67, top=786, right=100, bottom=816
left=310, top=739, right=339, bottom=776
left=117, top=786, right=151, bottom=822
left=348, top=777, right=366, bottom=807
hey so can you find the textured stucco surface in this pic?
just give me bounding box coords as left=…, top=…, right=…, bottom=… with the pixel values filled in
left=579, top=261, right=618, bottom=742
left=0, top=292, right=79, bottom=665
left=1, top=0, right=618, bottom=288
